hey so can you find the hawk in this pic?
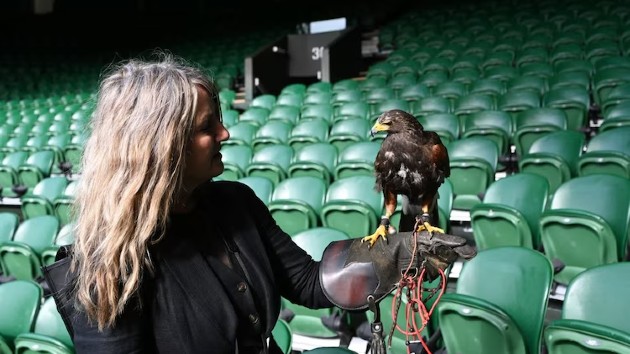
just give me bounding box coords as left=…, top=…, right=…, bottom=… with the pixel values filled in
left=362, top=109, right=450, bottom=247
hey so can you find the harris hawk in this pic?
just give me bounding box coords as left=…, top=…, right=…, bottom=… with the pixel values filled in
left=362, top=109, right=450, bottom=247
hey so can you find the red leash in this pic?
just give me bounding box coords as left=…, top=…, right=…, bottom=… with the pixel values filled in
left=389, top=231, right=447, bottom=354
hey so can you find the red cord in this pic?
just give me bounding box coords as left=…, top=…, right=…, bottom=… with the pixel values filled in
left=390, top=231, right=447, bottom=354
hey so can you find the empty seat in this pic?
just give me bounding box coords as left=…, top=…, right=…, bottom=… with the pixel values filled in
left=540, top=174, right=630, bottom=285
left=0, top=280, right=43, bottom=352
left=334, top=141, right=381, bottom=180
left=543, top=86, right=590, bottom=131
left=246, top=145, right=294, bottom=187
left=418, top=113, right=460, bottom=145
left=251, top=120, right=293, bottom=152
left=14, top=296, right=74, bottom=354
left=287, top=118, right=330, bottom=151
left=236, top=176, right=274, bottom=205
left=327, top=118, right=370, bottom=153
left=513, top=108, right=568, bottom=157
left=224, top=122, right=258, bottom=147
left=268, top=176, right=327, bottom=236
left=437, top=247, right=552, bottom=354
left=448, top=137, right=499, bottom=210
left=321, top=175, right=383, bottom=238
left=471, top=173, right=549, bottom=250
left=519, top=130, right=585, bottom=194
left=287, top=142, right=338, bottom=186
left=577, top=126, right=630, bottom=179
left=20, top=176, right=69, bottom=219
left=544, top=263, right=630, bottom=354
left=0, top=215, right=59, bottom=280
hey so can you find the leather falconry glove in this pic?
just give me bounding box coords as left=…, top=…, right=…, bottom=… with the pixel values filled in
left=319, top=230, right=476, bottom=311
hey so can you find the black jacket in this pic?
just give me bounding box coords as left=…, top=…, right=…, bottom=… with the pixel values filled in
left=57, top=181, right=332, bottom=353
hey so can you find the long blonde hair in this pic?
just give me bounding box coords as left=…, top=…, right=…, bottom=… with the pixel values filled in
left=71, top=53, right=218, bottom=329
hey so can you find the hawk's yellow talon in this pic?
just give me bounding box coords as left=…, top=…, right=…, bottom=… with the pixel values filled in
left=416, top=222, right=444, bottom=236
left=362, top=225, right=388, bottom=247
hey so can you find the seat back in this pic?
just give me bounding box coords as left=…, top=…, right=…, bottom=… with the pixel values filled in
left=0, top=280, right=43, bottom=350
left=418, top=113, right=460, bottom=144
left=21, top=176, right=69, bottom=219
left=219, top=145, right=253, bottom=181
left=236, top=176, right=274, bottom=205
left=519, top=130, right=586, bottom=193
left=463, top=110, right=513, bottom=155
left=287, top=142, right=337, bottom=185
left=447, top=137, right=499, bottom=210
left=328, top=118, right=370, bottom=153
left=471, top=173, right=549, bottom=249
left=246, top=145, right=294, bottom=187
left=271, top=319, right=292, bottom=354
left=438, top=247, right=553, bottom=354
left=239, top=106, right=270, bottom=127
left=268, top=176, right=327, bottom=236
left=514, top=108, right=568, bottom=157
left=291, top=227, right=350, bottom=261
left=578, top=126, right=630, bottom=178
left=0, top=212, right=19, bottom=243
left=321, top=176, right=383, bottom=238
left=14, top=296, right=74, bottom=353
left=334, top=141, right=380, bottom=180
left=0, top=215, right=59, bottom=280
left=252, top=120, right=292, bottom=152
left=224, top=122, right=258, bottom=147
left=540, top=174, right=630, bottom=284
left=545, top=263, right=630, bottom=354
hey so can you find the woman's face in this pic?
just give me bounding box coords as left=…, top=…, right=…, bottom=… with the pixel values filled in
left=182, top=86, right=230, bottom=190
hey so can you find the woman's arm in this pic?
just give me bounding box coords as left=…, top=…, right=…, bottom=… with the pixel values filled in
left=239, top=183, right=333, bottom=309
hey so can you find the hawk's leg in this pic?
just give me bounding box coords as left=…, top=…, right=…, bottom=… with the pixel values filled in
left=415, top=210, right=445, bottom=237
left=361, top=217, right=392, bottom=247
left=362, top=190, right=397, bottom=248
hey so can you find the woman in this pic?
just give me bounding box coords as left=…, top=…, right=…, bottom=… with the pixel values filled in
left=68, top=53, right=333, bottom=353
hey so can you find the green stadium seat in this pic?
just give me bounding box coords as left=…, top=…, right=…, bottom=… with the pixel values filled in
left=540, top=174, right=630, bottom=285
left=328, top=118, right=370, bottom=153
left=224, top=122, right=258, bottom=147
left=246, top=144, right=293, bottom=187
left=236, top=176, right=274, bottom=205
left=239, top=106, right=270, bottom=127
left=544, top=263, right=630, bottom=354
left=577, top=126, right=630, bottom=178
left=437, top=247, right=552, bottom=354
left=0, top=280, right=42, bottom=352
left=334, top=141, right=381, bottom=180
left=53, top=179, right=78, bottom=226
left=0, top=215, right=59, bottom=280
left=219, top=145, right=253, bottom=181
left=14, top=296, right=74, bottom=354
left=252, top=120, right=293, bottom=152
left=417, top=113, right=460, bottom=145
left=448, top=137, right=499, bottom=210
left=513, top=108, right=567, bottom=158
left=268, top=176, right=326, bottom=236
left=471, top=173, right=549, bottom=250
left=321, top=175, right=383, bottom=238
left=287, top=142, right=337, bottom=186
left=20, top=176, right=69, bottom=220
left=287, top=118, right=329, bottom=151
left=281, top=227, right=350, bottom=339
left=600, top=101, right=630, bottom=132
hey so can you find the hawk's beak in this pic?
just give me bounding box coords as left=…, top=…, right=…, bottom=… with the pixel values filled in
left=370, top=122, right=389, bottom=137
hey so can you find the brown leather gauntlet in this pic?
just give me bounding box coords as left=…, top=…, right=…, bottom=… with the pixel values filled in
left=319, top=231, right=476, bottom=310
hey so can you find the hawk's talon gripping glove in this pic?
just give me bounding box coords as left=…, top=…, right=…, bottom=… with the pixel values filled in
left=380, top=216, right=397, bottom=236
left=319, top=230, right=476, bottom=310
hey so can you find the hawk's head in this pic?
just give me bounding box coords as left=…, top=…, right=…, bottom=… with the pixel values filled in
left=370, top=109, right=423, bottom=137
